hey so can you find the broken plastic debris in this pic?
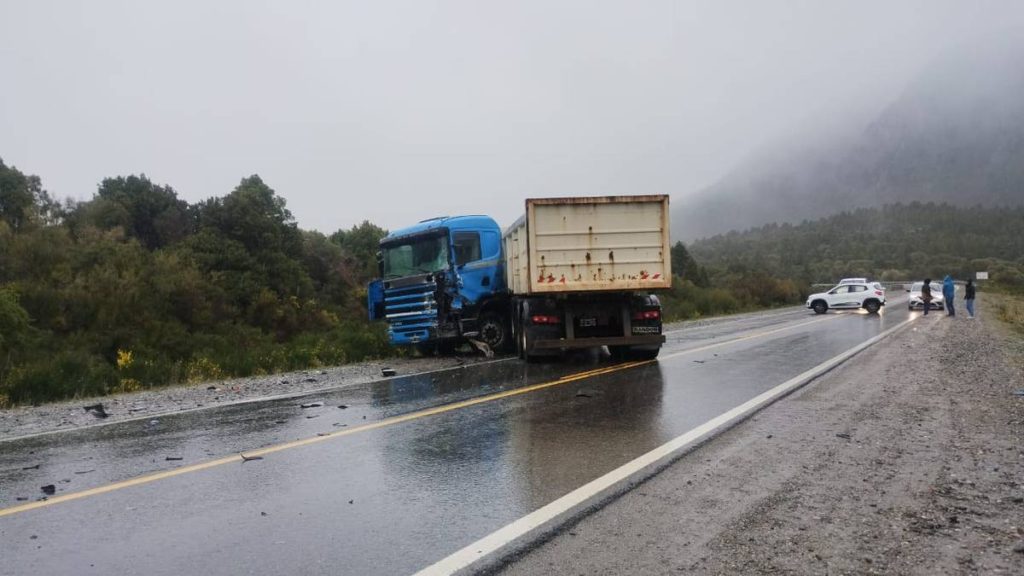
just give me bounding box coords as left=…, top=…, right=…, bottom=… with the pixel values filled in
left=381, top=368, right=397, bottom=377
left=83, top=403, right=108, bottom=418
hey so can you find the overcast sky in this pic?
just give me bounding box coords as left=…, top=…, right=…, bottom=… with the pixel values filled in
left=2, top=1, right=1022, bottom=233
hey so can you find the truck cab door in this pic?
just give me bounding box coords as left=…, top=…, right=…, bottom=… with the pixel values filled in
left=367, top=279, right=385, bottom=321
left=453, top=230, right=503, bottom=308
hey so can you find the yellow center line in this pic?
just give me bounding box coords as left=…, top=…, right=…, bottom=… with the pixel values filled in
left=0, top=361, right=648, bottom=518
left=0, top=312, right=842, bottom=518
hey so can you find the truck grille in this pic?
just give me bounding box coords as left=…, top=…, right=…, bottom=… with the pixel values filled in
left=384, top=281, right=438, bottom=342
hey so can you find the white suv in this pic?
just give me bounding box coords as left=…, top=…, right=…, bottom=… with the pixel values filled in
left=806, top=282, right=886, bottom=315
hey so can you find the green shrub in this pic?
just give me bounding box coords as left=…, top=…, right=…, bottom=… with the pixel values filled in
left=3, top=350, right=118, bottom=404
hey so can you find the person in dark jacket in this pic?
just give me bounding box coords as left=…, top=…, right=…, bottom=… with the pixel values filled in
left=921, top=278, right=932, bottom=316
left=943, top=275, right=956, bottom=316
left=965, top=279, right=976, bottom=318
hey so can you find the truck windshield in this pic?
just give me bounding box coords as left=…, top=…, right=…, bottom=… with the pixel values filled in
left=381, top=234, right=449, bottom=279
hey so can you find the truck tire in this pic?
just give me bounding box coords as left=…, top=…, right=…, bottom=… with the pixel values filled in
left=517, top=304, right=541, bottom=363
left=608, top=345, right=630, bottom=361
left=629, top=346, right=661, bottom=361
left=478, top=311, right=509, bottom=353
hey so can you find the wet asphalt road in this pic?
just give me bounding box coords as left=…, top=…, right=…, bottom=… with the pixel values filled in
left=0, top=300, right=913, bottom=575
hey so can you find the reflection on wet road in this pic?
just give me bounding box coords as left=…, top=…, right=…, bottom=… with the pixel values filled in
left=0, top=301, right=913, bottom=576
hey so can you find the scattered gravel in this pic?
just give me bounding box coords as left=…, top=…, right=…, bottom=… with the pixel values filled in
left=0, top=353, right=501, bottom=440
left=499, top=307, right=1024, bottom=575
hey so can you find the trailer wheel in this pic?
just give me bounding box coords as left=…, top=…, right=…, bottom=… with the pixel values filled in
left=517, top=304, right=541, bottom=363
left=608, top=345, right=630, bottom=361
left=628, top=347, right=661, bottom=361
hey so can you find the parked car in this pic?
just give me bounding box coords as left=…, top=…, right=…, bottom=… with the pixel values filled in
left=806, top=282, right=886, bottom=314
left=907, top=281, right=944, bottom=311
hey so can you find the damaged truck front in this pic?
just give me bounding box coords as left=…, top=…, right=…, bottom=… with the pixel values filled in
left=367, top=215, right=510, bottom=354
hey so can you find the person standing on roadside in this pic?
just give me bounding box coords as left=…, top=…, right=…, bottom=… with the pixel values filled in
left=943, top=275, right=956, bottom=316
left=921, top=278, right=933, bottom=316
left=965, top=279, right=976, bottom=318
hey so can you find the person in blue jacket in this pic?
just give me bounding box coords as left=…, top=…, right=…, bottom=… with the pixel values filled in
left=942, top=275, right=956, bottom=316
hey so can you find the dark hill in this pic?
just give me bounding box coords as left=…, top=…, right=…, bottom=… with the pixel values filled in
left=674, top=41, right=1024, bottom=241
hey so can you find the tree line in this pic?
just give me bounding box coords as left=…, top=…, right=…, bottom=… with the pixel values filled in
left=688, top=203, right=1024, bottom=290
left=1, top=159, right=389, bottom=405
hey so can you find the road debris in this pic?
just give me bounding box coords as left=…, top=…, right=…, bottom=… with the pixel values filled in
left=240, top=453, right=263, bottom=463
left=165, top=456, right=184, bottom=461
left=74, top=470, right=95, bottom=475
left=21, top=463, right=40, bottom=470
left=836, top=432, right=852, bottom=440
left=300, top=402, right=324, bottom=409
left=337, top=404, right=349, bottom=409
left=83, top=403, right=108, bottom=418
left=575, top=392, right=594, bottom=398
left=466, top=338, right=494, bottom=358
left=40, top=484, right=56, bottom=496
left=381, top=368, right=397, bottom=377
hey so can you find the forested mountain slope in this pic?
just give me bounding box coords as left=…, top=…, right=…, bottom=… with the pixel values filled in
left=674, top=42, right=1024, bottom=240
left=689, top=203, right=1024, bottom=286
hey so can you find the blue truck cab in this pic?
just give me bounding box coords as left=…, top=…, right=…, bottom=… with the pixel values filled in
left=368, top=215, right=510, bottom=352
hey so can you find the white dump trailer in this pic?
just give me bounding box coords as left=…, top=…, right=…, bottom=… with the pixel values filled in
left=502, top=195, right=671, bottom=360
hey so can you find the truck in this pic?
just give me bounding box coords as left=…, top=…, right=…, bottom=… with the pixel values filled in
left=367, top=195, right=672, bottom=361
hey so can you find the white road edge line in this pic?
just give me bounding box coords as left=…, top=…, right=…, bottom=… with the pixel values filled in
left=413, top=316, right=916, bottom=576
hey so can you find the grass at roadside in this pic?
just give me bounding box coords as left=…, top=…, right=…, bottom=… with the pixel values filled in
left=988, top=292, right=1024, bottom=390
left=990, top=292, right=1024, bottom=336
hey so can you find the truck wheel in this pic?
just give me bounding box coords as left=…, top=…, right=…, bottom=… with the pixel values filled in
left=518, top=305, right=541, bottom=363
left=608, top=345, right=630, bottom=361
left=629, top=347, right=661, bottom=361
left=478, top=311, right=509, bottom=353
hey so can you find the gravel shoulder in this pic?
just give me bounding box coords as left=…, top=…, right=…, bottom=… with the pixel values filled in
left=0, top=354, right=503, bottom=440
left=498, top=300, right=1024, bottom=575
